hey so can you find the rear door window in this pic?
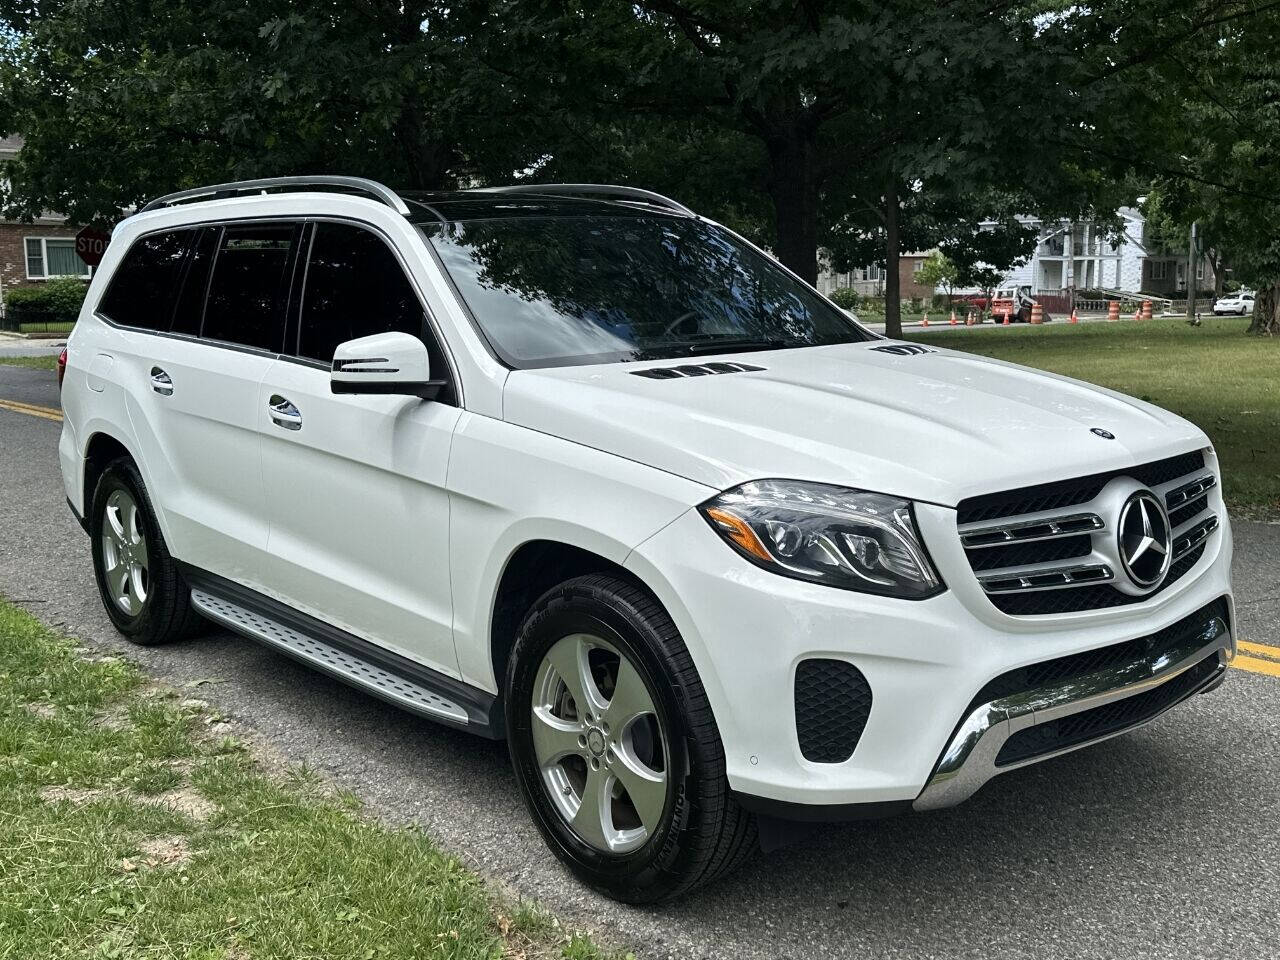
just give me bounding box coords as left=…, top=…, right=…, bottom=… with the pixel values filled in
left=98, top=229, right=193, bottom=331
left=201, top=223, right=299, bottom=352
left=296, top=222, right=427, bottom=363
left=170, top=227, right=219, bottom=337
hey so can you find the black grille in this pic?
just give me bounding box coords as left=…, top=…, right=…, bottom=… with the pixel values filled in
left=794, top=659, right=872, bottom=763
left=1169, top=494, right=1209, bottom=529
left=958, top=449, right=1212, bottom=615
left=966, top=534, right=1093, bottom=572
left=994, top=653, right=1220, bottom=766
left=988, top=542, right=1204, bottom=615
left=967, top=597, right=1229, bottom=708
left=957, top=450, right=1205, bottom=525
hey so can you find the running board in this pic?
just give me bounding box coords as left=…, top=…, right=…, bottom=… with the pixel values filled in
left=186, top=578, right=501, bottom=737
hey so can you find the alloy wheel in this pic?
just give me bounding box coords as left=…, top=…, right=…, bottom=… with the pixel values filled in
left=100, top=488, right=149, bottom=615
left=531, top=633, right=669, bottom=854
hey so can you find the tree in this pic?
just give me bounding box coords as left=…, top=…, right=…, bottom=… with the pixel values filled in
left=1133, top=8, right=1280, bottom=333
left=915, top=251, right=957, bottom=307
left=0, top=0, right=529, bottom=224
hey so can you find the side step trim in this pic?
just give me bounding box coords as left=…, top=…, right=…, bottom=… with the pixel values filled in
left=181, top=565, right=501, bottom=738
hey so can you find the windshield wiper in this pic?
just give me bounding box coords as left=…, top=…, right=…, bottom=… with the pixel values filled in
left=662, top=337, right=791, bottom=356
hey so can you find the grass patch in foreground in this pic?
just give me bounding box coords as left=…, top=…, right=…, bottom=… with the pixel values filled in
left=0, top=354, right=58, bottom=370
left=0, top=598, right=627, bottom=960
left=909, top=316, right=1280, bottom=518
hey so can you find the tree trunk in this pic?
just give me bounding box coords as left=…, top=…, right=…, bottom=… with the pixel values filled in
left=1249, top=283, right=1280, bottom=335
left=884, top=175, right=901, bottom=339
left=764, top=125, right=819, bottom=286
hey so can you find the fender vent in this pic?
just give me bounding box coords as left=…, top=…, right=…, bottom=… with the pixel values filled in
left=795, top=659, right=872, bottom=763
left=870, top=343, right=935, bottom=356
left=631, top=361, right=764, bottom=380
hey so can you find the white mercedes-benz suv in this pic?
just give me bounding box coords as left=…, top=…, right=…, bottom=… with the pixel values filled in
left=60, top=177, right=1234, bottom=902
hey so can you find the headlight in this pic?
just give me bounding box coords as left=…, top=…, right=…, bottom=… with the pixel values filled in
left=698, top=480, right=943, bottom=598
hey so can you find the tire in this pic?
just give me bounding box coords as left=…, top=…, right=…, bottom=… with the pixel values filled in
left=89, top=457, right=204, bottom=645
left=505, top=574, right=757, bottom=903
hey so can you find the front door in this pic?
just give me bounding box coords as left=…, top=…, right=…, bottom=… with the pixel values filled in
left=257, top=221, right=461, bottom=677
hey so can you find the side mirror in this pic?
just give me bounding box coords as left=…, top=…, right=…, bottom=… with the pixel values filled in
left=331, top=331, right=446, bottom=400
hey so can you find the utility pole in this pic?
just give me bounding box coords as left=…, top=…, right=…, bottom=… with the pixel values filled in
left=1186, top=221, right=1198, bottom=321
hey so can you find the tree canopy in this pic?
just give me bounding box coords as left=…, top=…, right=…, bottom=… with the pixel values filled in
left=2, top=0, right=1276, bottom=335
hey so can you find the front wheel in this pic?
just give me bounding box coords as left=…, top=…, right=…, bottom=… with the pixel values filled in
left=506, top=574, right=756, bottom=903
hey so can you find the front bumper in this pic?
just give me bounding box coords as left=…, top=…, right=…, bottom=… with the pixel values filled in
left=625, top=502, right=1235, bottom=812
left=913, top=600, right=1230, bottom=810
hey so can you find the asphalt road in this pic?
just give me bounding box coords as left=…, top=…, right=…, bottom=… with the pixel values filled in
left=1, top=365, right=1278, bottom=960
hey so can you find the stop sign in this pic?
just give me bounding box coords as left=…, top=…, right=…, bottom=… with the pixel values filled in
left=75, top=226, right=111, bottom=268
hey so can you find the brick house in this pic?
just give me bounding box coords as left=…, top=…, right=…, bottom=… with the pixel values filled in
left=0, top=135, right=88, bottom=317
left=818, top=250, right=934, bottom=302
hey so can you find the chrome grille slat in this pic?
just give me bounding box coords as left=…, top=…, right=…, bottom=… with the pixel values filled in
left=1172, top=516, right=1219, bottom=564
left=978, top=562, right=1114, bottom=595
left=959, top=512, right=1104, bottom=548
left=1163, top=474, right=1217, bottom=510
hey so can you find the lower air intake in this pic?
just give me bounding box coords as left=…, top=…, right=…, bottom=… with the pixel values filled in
left=794, top=659, right=872, bottom=763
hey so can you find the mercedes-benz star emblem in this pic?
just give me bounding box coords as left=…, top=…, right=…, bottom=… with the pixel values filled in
left=1118, top=491, right=1172, bottom=588
left=1091, top=427, right=1116, bottom=439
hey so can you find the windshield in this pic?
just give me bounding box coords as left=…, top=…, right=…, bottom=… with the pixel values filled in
left=422, top=215, right=871, bottom=368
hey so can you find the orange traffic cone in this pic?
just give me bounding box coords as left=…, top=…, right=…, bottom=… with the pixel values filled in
left=1107, top=301, right=1120, bottom=322
left=949, top=310, right=957, bottom=326
left=1141, top=299, right=1153, bottom=320
left=1001, top=311, right=1010, bottom=326
left=966, top=312, right=975, bottom=326
left=1069, top=308, right=1079, bottom=324
left=922, top=313, right=929, bottom=327
left=1133, top=308, right=1141, bottom=322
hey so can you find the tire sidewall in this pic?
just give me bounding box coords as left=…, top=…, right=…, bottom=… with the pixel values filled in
left=506, top=588, right=696, bottom=899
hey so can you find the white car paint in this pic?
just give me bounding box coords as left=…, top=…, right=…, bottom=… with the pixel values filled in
left=61, top=187, right=1234, bottom=813
left=1213, top=292, right=1255, bottom=315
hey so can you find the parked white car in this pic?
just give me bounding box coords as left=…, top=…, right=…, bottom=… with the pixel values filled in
left=60, top=177, right=1235, bottom=902
left=1213, top=291, right=1255, bottom=315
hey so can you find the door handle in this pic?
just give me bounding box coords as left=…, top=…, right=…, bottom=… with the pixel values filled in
left=149, top=367, right=173, bottom=397
left=268, top=394, right=302, bottom=431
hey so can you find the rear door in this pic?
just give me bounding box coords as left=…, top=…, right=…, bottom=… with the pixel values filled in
left=113, top=221, right=302, bottom=589
left=257, top=221, right=462, bottom=675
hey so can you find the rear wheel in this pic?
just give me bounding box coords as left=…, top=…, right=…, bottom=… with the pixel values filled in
left=90, top=458, right=203, bottom=645
left=506, top=574, right=757, bottom=903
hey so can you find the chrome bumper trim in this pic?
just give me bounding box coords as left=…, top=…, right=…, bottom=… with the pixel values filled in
left=913, top=613, right=1232, bottom=811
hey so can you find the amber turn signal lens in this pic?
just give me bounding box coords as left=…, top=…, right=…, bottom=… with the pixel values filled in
left=704, top=507, right=773, bottom=563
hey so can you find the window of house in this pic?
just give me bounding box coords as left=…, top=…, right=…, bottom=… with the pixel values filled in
left=24, top=237, right=90, bottom=279
left=912, top=260, right=924, bottom=277
left=201, top=223, right=298, bottom=352
left=296, top=223, right=427, bottom=363
left=1148, top=260, right=1168, bottom=280
left=97, top=229, right=194, bottom=331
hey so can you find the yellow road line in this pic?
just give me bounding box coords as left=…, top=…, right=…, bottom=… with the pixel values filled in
left=1233, top=654, right=1280, bottom=678
left=0, top=397, right=63, bottom=422
left=1238, top=640, right=1280, bottom=662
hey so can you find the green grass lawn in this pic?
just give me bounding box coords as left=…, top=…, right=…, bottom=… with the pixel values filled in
left=909, top=316, right=1280, bottom=518
left=0, top=354, right=59, bottom=371
left=0, top=599, right=624, bottom=960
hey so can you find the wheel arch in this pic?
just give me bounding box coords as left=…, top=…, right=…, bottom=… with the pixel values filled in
left=82, top=430, right=138, bottom=514
left=488, top=539, right=665, bottom=697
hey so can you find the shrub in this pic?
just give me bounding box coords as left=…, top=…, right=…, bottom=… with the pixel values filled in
left=2, top=276, right=87, bottom=329
left=828, top=287, right=859, bottom=310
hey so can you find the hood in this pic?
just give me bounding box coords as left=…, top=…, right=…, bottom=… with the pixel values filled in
left=501, top=342, right=1208, bottom=506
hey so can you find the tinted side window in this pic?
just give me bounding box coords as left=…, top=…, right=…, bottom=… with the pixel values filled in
left=99, top=229, right=192, bottom=331
left=170, top=227, right=219, bottom=337
left=201, top=223, right=296, bottom=351
left=298, top=223, right=425, bottom=363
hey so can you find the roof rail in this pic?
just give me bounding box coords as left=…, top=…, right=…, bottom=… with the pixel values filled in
left=468, top=183, right=694, bottom=217
left=140, top=176, right=410, bottom=215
